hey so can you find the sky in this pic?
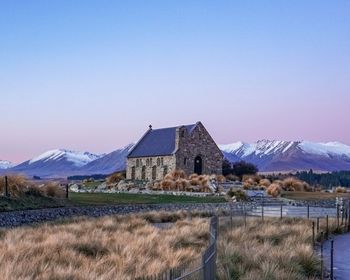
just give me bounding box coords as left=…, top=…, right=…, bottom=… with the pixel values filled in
left=1, top=0, right=349, bottom=163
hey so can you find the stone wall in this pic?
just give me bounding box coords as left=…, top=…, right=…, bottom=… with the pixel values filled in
left=126, top=155, right=175, bottom=180
left=175, top=122, right=223, bottom=176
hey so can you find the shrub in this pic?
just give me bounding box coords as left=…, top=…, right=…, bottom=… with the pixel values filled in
left=0, top=175, right=35, bottom=198
left=283, top=177, right=304, bottom=192
left=335, top=186, right=348, bottom=193
left=267, top=183, right=282, bottom=197
left=107, top=172, right=125, bottom=184
left=160, top=179, right=175, bottom=191
left=259, top=179, right=271, bottom=188
left=216, top=175, right=226, bottom=183
left=43, top=182, right=65, bottom=198
left=227, top=188, right=247, bottom=201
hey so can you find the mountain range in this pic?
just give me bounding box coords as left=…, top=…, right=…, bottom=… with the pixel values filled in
left=1, top=140, right=350, bottom=178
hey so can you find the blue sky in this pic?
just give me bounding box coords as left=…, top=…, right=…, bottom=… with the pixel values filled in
left=1, top=1, right=349, bottom=162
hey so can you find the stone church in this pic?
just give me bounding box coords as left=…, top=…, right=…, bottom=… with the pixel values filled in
left=126, top=122, right=223, bottom=181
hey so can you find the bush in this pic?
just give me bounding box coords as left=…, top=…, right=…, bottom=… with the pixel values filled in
left=259, top=179, right=271, bottom=188
left=107, top=172, right=125, bottom=184
left=335, top=186, right=348, bottom=193
left=283, top=177, right=304, bottom=191
left=231, top=161, right=258, bottom=179
left=227, top=188, right=247, bottom=201
left=43, top=182, right=65, bottom=198
left=267, top=183, right=282, bottom=197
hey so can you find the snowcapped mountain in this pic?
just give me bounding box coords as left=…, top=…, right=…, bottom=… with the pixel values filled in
left=28, top=149, right=102, bottom=167
left=3, top=140, right=350, bottom=178
left=0, top=160, right=14, bottom=169
left=220, top=140, right=350, bottom=172
left=76, top=143, right=135, bottom=176
left=6, top=149, right=103, bottom=178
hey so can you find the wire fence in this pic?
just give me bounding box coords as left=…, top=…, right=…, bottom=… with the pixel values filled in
left=136, top=216, right=218, bottom=280
left=136, top=198, right=350, bottom=280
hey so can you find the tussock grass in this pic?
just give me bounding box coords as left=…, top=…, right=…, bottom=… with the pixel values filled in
left=0, top=211, right=209, bottom=279
left=217, top=218, right=320, bottom=280
left=0, top=175, right=65, bottom=198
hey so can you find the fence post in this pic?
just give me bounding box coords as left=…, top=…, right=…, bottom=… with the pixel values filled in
left=66, top=184, right=69, bottom=199
left=317, top=217, right=320, bottom=233
left=5, top=175, right=9, bottom=197
left=244, top=204, right=247, bottom=228
left=337, top=204, right=340, bottom=229
left=312, top=221, right=315, bottom=247
left=230, top=202, right=233, bottom=230
left=280, top=203, right=283, bottom=220
left=326, top=215, right=329, bottom=239
left=261, top=197, right=264, bottom=221
left=348, top=208, right=350, bottom=232
left=307, top=204, right=310, bottom=219
left=330, top=239, right=334, bottom=280
left=320, top=232, right=324, bottom=280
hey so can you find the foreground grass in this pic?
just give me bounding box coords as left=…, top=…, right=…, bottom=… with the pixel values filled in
left=217, top=217, right=320, bottom=280
left=0, top=196, right=67, bottom=212
left=69, top=192, right=227, bottom=205
left=281, top=191, right=350, bottom=201
left=0, top=211, right=209, bottom=279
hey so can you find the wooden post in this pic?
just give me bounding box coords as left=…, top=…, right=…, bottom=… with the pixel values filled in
left=307, top=204, right=310, bottom=219
left=326, top=215, right=329, bottom=239
left=66, top=184, right=69, bottom=199
left=330, top=239, right=334, bottom=280
left=280, top=203, right=283, bottom=219
left=321, top=232, right=324, bottom=280
left=337, top=204, right=340, bottom=229
left=5, top=176, right=9, bottom=197
left=244, top=204, right=247, bottom=228
left=317, top=217, right=320, bottom=233
left=312, top=221, right=315, bottom=247
left=261, top=196, right=264, bottom=221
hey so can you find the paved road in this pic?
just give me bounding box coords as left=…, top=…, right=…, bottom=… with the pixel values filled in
left=323, top=233, right=350, bottom=280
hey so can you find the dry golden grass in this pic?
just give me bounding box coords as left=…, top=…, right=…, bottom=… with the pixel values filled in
left=0, top=211, right=209, bottom=280
left=106, top=172, right=125, bottom=185
left=335, top=186, right=348, bottom=193
left=217, top=218, right=320, bottom=280
left=0, top=175, right=64, bottom=198
left=154, top=170, right=215, bottom=193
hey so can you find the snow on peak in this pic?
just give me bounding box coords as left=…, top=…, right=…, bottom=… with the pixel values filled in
left=219, top=142, right=244, bottom=153
left=299, top=141, right=350, bottom=157
left=0, top=160, right=14, bottom=169
left=29, top=149, right=102, bottom=167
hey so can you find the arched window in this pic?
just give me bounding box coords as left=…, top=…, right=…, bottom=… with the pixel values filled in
left=184, top=157, right=187, bottom=166
left=181, top=130, right=185, bottom=137
left=163, top=166, right=168, bottom=177
left=152, top=166, right=157, bottom=180
left=150, top=158, right=153, bottom=166
left=161, top=158, right=164, bottom=166
left=157, top=158, right=160, bottom=166
left=141, top=166, right=146, bottom=180
left=131, top=166, right=136, bottom=180
left=146, top=159, right=149, bottom=166
left=136, top=159, right=139, bottom=168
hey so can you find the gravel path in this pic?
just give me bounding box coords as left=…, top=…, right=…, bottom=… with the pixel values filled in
left=0, top=203, right=232, bottom=228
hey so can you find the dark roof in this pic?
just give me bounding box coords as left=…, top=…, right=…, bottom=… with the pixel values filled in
left=127, top=124, right=197, bottom=158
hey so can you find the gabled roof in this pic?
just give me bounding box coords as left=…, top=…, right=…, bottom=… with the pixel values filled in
left=127, top=123, right=197, bottom=158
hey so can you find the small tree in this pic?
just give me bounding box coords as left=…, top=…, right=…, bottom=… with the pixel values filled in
left=222, top=159, right=232, bottom=176
left=232, top=161, right=258, bottom=180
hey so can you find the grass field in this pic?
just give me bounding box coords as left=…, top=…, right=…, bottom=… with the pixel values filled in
left=281, top=191, right=350, bottom=201
left=0, top=212, right=322, bottom=279
left=0, top=196, right=67, bottom=212
left=69, top=192, right=227, bottom=205
left=0, top=212, right=209, bottom=279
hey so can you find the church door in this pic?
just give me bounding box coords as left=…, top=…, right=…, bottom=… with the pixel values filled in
left=194, top=156, right=203, bottom=175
